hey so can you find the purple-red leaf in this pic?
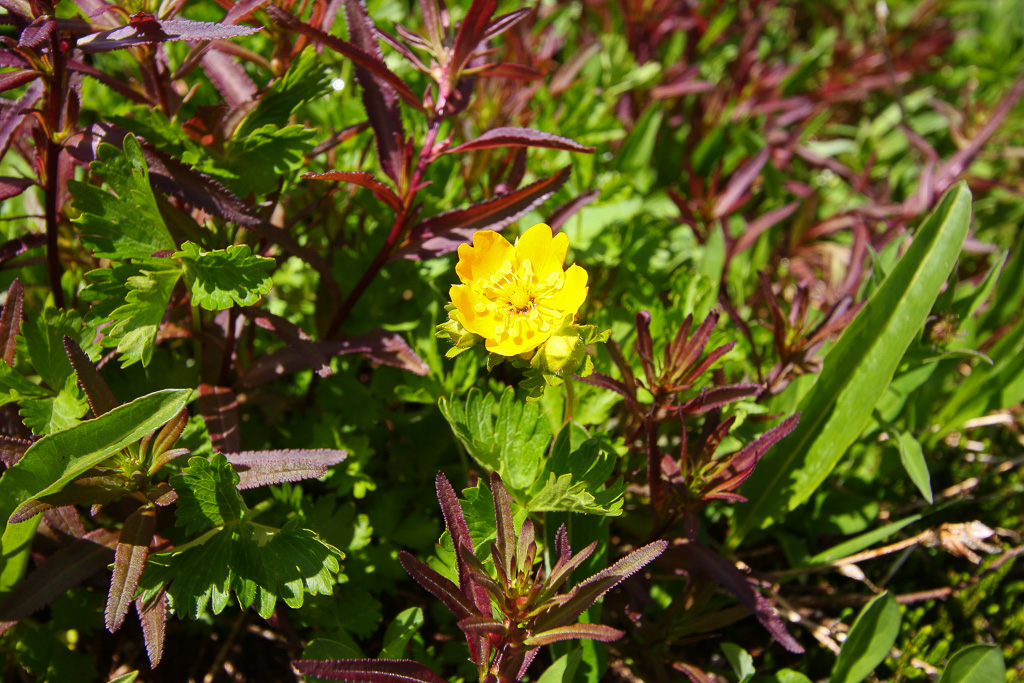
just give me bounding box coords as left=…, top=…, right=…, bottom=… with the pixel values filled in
left=398, top=550, right=476, bottom=620
left=105, top=505, right=155, bottom=632
left=681, top=541, right=804, bottom=653
left=265, top=5, right=420, bottom=109
left=482, top=9, right=531, bottom=41
left=78, top=16, right=260, bottom=52
left=243, top=309, right=333, bottom=379
left=224, top=0, right=269, bottom=24
left=292, top=659, right=446, bottom=683
left=0, top=70, right=39, bottom=94
left=457, top=615, right=507, bottom=636
left=342, top=0, right=407, bottom=185
left=0, top=529, right=116, bottom=621
left=398, top=166, right=571, bottom=260
left=706, top=414, right=800, bottom=495
left=714, top=147, right=771, bottom=219
left=303, top=170, right=403, bottom=213
left=490, top=472, right=516, bottom=581
left=732, top=201, right=800, bottom=255
left=136, top=589, right=167, bottom=667
left=64, top=336, right=118, bottom=417
left=196, top=384, right=240, bottom=454
left=0, top=176, right=33, bottom=201
left=548, top=189, right=600, bottom=232
left=0, top=234, right=46, bottom=269
left=0, top=279, right=24, bottom=367
left=18, top=16, right=54, bottom=47
left=0, top=80, right=43, bottom=161
left=436, top=472, right=491, bottom=617
left=450, top=0, right=497, bottom=79
left=524, top=623, right=624, bottom=647
left=238, top=329, right=428, bottom=387
left=446, top=127, right=593, bottom=155
left=472, top=62, right=545, bottom=80
left=224, top=448, right=347, bottom=489
left=201, top=48, right=257, bottom=108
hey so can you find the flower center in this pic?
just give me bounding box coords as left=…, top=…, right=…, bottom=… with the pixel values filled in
left=472, top=258, right=566, bottom=342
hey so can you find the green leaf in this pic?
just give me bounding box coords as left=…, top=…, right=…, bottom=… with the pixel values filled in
left=537, top=648, right=583, bottom=683
left=171, top=455, right=244, bottom=536
left=15, top=308, right=96, bottom=390
left=830, top=592, right=901, bottom=683
left=721, top=642, right=755, bottom=682
left=0, top=363, right=49, bottom=400
left=729, top=183, right=971, bottom=546
left=104, top=267, right=181, bottom=367
left=438, top=388, right=552, bottom=491
left=807, top=513, right=924, bottom=565
left=139, top=519, right=341, bottom=619
left=897, top=431, right=932, bottom=503
left=70, top=134, right=176, bottom=261
left=174, top=242, right=275, bottom=310
left=936, top=644, right=1006, bottom=683
left=379, top=607, right=424, bottom=658
left=219, top=124, right=316, bottom=197
left=235, top=48, right=331, bottom=139
left=0, top=388, right=191, bottom=593
left=528, top=433, right=624, bottom=515
left=19, top=376, right=89, bottom=436
left=770, top=670, right=813, bottom=683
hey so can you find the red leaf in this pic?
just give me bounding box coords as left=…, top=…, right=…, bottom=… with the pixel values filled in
left=105, top=506, right=155, bottom=632
left=264, top=4, right=419, bottom=109
left=732, top=201, right=799, bottom=255
left=397, top=166, right=571, bottom=260
left=292, top=659, right=446, bottom=683
left=490, top=472, right=516, bottom=581
left=201, top=48, right=257, bottom=108
left=0, top=279, right=24, bottom=367
left=548, top=189, right=599, bottom=232
left=0, top=70, right=40, bottom=94
left=0, top=529, right=116, bottom=622
left=224, top=0, right=269, bottom=24
left=525, top=623, right=624, bottom=647
left=196, top=384, right=240, bottom=453
left=0, top=176, right=33, bottom=201
left=706, top=414, right=800, bottom=496
left=450, top=0, right=497, bottom=79
left=482, top=9, right=531, bottom=42
left=242, top=309, right=333, bottom=378
left=66, top=59, right=150, bottom=104
left=446, top=126, right=593, bottom=155
left=136, top=589, right=167, bottom=667
left=342, top=0, right=407, bottom=185
left=78, top=16, right=260, bottom=52
left=398, top=551, right=476, bottom=620
left=223, top=448, right=347, bottom=489
left=64, top=335, right=118, bottom=417
left=713, top=147, right=770, bottom=219
left=472, top=62, right=545, bottom=80
left=0, top=80, right=43, bottom=161
left=18, top=16, right=54, bottom=47
left=436, top=472, right=491, bottom=617
left=238, top=329, right=428, bottom=387
left=302, top=170, right=403, bottom=213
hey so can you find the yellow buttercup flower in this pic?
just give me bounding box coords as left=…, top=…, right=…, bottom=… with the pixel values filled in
left=450, top=223, right=589, bottom=357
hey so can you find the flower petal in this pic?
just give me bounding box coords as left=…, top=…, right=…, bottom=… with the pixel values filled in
left=451, top=284, right=498, bottom=338
left=544, top=264, right=589, bottom=317
left=485, top=326, right=549, bottom=356
left=515, top=223, right=568, bottom=281
left=455, top=230, right=515, bottom=285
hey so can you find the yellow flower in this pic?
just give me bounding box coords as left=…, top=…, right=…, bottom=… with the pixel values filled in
left=450, top=223, right=589, bottom=357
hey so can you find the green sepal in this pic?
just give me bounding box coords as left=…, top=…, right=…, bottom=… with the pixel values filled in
left=435, top=303, right=482, bottom=358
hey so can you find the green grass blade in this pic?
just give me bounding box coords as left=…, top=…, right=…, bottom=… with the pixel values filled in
left=728, top=183, right=971, bottom=548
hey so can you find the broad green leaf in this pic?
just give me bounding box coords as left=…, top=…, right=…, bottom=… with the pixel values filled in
left=439, top=388, right=552, bottom=490
left=897, top=431, right=932, bottom=503
left=830, top=592, right=901, bottom=683
left=721, top=642, right=755, bottom=682
left=138, top=519, right=341, bottom=619
left=528, top=434, right=624, bottom=515
left=729, top=183, right=971, bottom=546
left=936, top=644, right=1006, bottom=683
left=104, top=267, right=181, bottom=367
left=219, top=124, right=317, bottom=197
left=71, top=134, right=176, bottom=262
left=15, top=308, right=96, bottom=390
left=537, top=648, right=583, bottom=683
left=379, top=606, right=424, bottom=658
left=0, top=363, right=49, bottom=399
left=174, top=242, right=275, bottom=310
left=771, top=670, right=813, bottom=683
left=0, top=388, right=191, bottom=593
left=171, top=455, right=244, bottom=535
left=19, top=377, right=89, bottom=436
left=235, top=48, right=331, bottom=139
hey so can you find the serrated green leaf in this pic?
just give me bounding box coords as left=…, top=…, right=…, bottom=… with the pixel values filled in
left=104, top=267, right=181, bottom=367
left=439, top=388, right=552, bottom=491
left=897, top=431, right=932, bottom=504
left=830, top=592, right=901, bottom=683
left=19, top=376, right=89, bottom=436
left=0, top=388, right=191, bottom=593
left=15, top=308, right=96, bottom=390
left=219, top=124, right=316, bottom=197
left=174, top=242, right=275, bottom=310
left=171, top=455, right=244, bottom=535
left=0, top=363, right=49, bottom=400
left=139, top=520, right=341, bottom=619
left=528, top=432, right=624, bottom=515
left=71, top=134, right=176, bottom=261
left=936, top=644, right=1006, bottom=683
left=730, top=183, right=971, bottom=547
left=235, top=48, right=331, bottom=139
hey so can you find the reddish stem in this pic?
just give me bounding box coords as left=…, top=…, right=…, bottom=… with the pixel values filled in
left=44, top=30, right=66, bottom=309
